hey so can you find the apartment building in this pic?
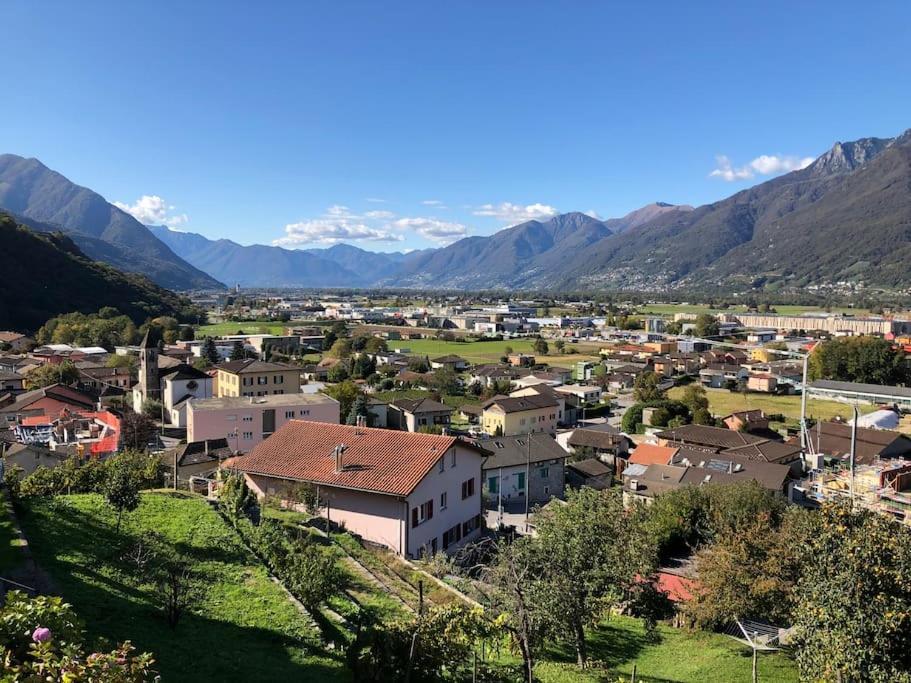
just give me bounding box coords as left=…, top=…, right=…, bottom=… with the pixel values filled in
left=215, top=359, right=302, bottom=397
left=187, top=393, right=339, bottom=451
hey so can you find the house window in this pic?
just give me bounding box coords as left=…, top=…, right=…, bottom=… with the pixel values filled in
left=462, top=514, right=480, bottom=537
left=540, top=467, right=549, bottom=478
left=274, top=375, right=283, bottom=384
left=451, top=451, right=456, bottom=468
left=242, top=431, right=253, bottom=440
left=461, top=478, right=475, bottom=500
left=412, top=499, right=434, bottom=527
left=242, top=415, right=253, bottom=422
left=488, top=476, right=499, bottom=494
left=258, top=376, right=268, bottom=385
left=516, top=472, right=526, bottom=492
left=438, top=457, right=445, bottom=473
left=285, top=411, right=295, bottom=418
left=300, top=410, right=310, bottom=417
left=440, top=491, right=447, bottom=509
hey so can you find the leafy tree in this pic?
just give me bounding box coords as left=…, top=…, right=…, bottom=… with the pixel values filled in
left=363, top=336, right=388, bottom=354
left=534, top=488, right=656, bottom=666
left=327, top=362, right=350, bottom=383
left=408, top=356, right=431, bottom=373
left=202, top=337, right=220, bottom=365
left=104, top=454, right=143, bottom=532
left=329, top=338, right=353, bottom=359
left=665, top=320, right=683, bottom=335
left=178, top=325, right=195, bottom=341
left=106, top=353, right=137, bottom=373
left=24, top=360, right=80, bottom=390
left=323, top=329, right=338, bottom=350
left=220, top=472, right=258, bottom=526
left=532, top=338, right=549, bottom=355
left=142, top=398, right=164, bottom=420
left=554, top=339, right=565, bottom=353
left=353, top=603, right=491, bottom=682
left=346, top=393, right=370, bottom=425
left=229, top=340, right=246, bottom=361
left=685, top=509, right=806, bottom=628
left=429, top=366, right=460, bottom=395
left=287, top=540, right=345, bottom=611
left=793, top=502, right=911, bottom=681
left=645, top=481, right=786, bottom=562
left=808, top=336, right=909, bottom=385
left=633, top=371, right=665, bottom=403
left=120, top=410, right=156, bottom=451
left=351, top=353, right=376, bottom=379
left=482, top=537, right=550, bottom=683
left=693, top=313, right=720, bottom=338
left=323, top=380, right=362, bottom=419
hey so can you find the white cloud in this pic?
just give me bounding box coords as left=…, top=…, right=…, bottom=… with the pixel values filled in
left=393, top=217, right=468, bottom=244
left=273, top=219, right=403, bottom=246
left=114, top=195, right=188, bottom=227
left=584, top=209, right=601, bottom=219
left=325, top=204, right=354, bottom=218
left=365, top=197, right=387, bottom=203
left=421, top=199, right=447, bottom=208
left=365, top=210, right=395, bottom=220
left=710, top=153, right=815, bottom=181
left=472, top=202, right=558, bottom=223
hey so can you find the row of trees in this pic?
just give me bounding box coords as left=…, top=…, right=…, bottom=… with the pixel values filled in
left=36, top=309, right=194, bottom=349
left=809, top=335, right=909, bottom=385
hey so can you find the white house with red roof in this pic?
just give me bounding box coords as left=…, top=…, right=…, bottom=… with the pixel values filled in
left=222, top=421, right=490, bottom=558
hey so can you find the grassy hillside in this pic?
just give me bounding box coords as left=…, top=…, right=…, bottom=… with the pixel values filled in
left=0, top=213, right=196, bottom=332
left=17, top=491, right=347, bottom=682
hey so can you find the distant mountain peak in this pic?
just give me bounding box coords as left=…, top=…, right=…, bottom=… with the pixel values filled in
left=807, top=135, right=894, bottom=177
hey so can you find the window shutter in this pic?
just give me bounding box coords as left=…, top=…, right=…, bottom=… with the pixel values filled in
left=428, top=499, right=433, bottom=520
left=412, top=508, right=418, bottom=528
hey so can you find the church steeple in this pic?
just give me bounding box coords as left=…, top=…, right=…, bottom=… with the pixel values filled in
left=139, top=328, right=161, bottom=403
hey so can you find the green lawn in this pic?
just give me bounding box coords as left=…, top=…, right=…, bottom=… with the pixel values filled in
left=197, top=322, right=290, bottom=336
left=524, top=615, right=797, bottom=682
left=0, top=490, right=25, bottom=574
left=669, top=386, right=876, bottom=425
left=17, top=491, right=348, bottom=682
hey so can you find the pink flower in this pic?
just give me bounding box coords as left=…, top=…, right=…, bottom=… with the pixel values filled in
left=32, top=627, right=52, bottom=643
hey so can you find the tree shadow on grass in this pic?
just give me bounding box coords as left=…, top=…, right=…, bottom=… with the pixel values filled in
left=543, top=619, right=656, bottom=670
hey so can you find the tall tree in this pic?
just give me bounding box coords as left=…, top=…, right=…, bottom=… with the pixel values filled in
left=633, top=371, right=665, bottom=403
left=793, top=502, right=911, bottom=681
left=534, top=488, right=655, bottom=666
left=229, top=340, right=246, bottom=361
left=809, top=336, right=909, bottom=385
left=24, top=360, right=80, bottom=390
left=202, top=337, right=220, bottom=365
left=693, top=314, right=720, bottom=338
left=104, top=454, right=142, bottom=532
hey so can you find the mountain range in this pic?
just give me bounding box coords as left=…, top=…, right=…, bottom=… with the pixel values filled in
left=0, top=154, right=222, bottom=290
left=2, top=128, right=910, bottom=293
left=0, top=211, right=194, bottom=331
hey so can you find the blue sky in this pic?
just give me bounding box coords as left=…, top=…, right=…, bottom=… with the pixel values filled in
left=2, top=1, right=910, bottom=251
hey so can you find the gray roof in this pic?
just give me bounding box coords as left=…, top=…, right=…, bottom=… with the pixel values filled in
left=808, top=379, right=911, bottom=400
left=479, top=434, right=568, bottom=469
left=390, top=397, right=452, bottom=415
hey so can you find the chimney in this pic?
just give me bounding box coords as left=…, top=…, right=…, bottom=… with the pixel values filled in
left=334, top=444, right=347, bottom=472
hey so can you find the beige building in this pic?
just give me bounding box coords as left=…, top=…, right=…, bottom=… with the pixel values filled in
left=188, top=393, right=339, bottom=452
left=215, top=359, right=302, bottom=398
left=481, top=394, right=557, bottom=437
left=735, top=313, right=904, bottom=336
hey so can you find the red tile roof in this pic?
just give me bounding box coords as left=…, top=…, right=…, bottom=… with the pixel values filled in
left=629, top=443, right=678, bottom=466
left=222, top=421, right=488, bottom=497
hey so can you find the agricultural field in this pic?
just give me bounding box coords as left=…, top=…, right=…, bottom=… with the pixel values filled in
left=669, top=386, right=876, bottom=426
left=197, top=321, right=289, bottom=336
left=389, top=337, right=602, bottom=365
left=16, top=491, right=348, bottom=682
